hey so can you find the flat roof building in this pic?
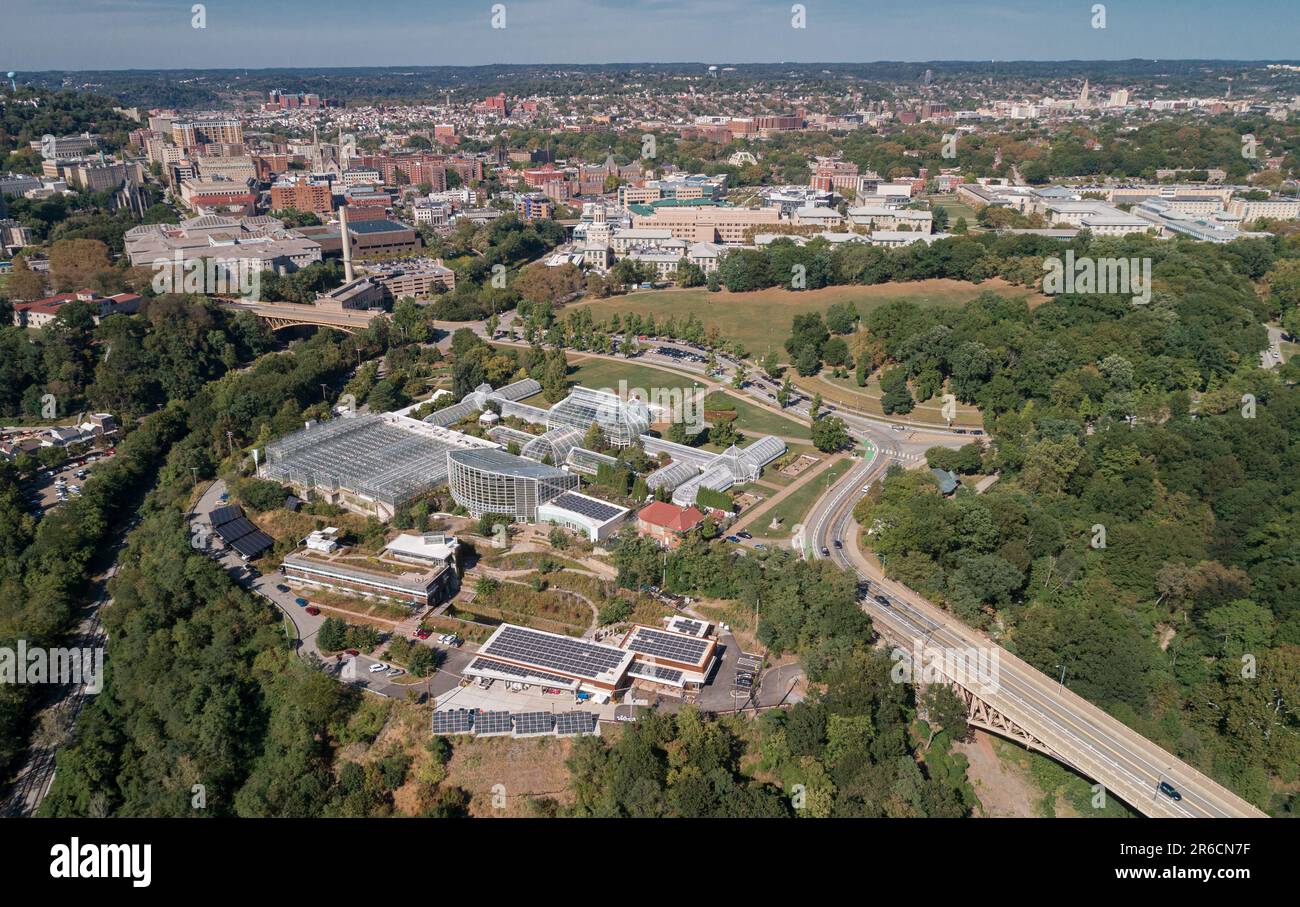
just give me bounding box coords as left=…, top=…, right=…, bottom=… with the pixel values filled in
left=536, top=491, right=630, bottom=542
left=281, top=543, right=456, bottom=608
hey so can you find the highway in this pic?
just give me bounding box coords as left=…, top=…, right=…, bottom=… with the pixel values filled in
left=803, top=449, right=1268, bottom=819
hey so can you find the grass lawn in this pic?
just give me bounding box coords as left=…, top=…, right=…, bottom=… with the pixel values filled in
left=926, top=194, right=982, bottom=230
left=563, top=356, right=811, bottom=440
left=749, top=457, right=854, bottom=538
left=568, top=278, right=1043, bottom=358
left=1280, top=340, right=1298, bottom=364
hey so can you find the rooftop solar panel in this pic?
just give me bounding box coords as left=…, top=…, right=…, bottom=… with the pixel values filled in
left=625, top=627, right=712, bottom=665
left=555, top=711, right=598, bottom=736
left=512, top=712, right=556, bottom=735
left=548, top=492, right=625, bottom=523
left=475, top=711, right=514, bottom=736
left=431, top=709, right=474, bottom=735
left=480, top=626, right=628, bottom=681
left=468, top=657, right=573, bottom=687
left=627, top=662, right=685, bottom=684
left=670, top=617, right=705, bottom=636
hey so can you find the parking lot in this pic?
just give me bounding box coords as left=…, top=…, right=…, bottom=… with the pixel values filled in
left=20, top=449, right=116, bottom=515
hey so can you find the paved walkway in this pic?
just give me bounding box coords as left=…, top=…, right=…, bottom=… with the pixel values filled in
left=730, top=451, right=848, bottom=536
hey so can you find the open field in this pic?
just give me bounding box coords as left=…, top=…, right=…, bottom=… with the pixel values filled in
left=926, top=193, right=982, bottom=230
left=569, top=278, right=1042, bottom=357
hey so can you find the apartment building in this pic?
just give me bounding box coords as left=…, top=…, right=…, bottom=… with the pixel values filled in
left=631, top=205, right=780, bottom=244
left=172, top=118, right=244, bottom=150
left=270, top=176, right=336, bottom=214
left=1227, top=196, right=1300, bottom=222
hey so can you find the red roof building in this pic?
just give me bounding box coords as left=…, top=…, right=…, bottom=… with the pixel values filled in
left=635, top=501, right=708, bottom=548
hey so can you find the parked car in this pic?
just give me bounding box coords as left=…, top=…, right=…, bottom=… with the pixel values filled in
left=386, top=667, right=404, bottom=677
left=305, top=606, right=321, bottom=616
left=345, top=648, right=360, bottom=656
left=294, top=597, right=309, bottom=607
left=737, top=531, right=752, bottom=540
left=445, top=635, right=462, bottom=647
left=275, top=584, right=290, bottom=593
left=415, top=628, right=431, bottom=639
left=368, top=663, right=388, bottom=673
left=725, top=535, right=740, bottom=543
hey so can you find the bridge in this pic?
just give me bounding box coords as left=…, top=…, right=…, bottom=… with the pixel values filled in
left=806, top=450, right=1267, bottom=819
left=217, top=299, right=384, bottom=335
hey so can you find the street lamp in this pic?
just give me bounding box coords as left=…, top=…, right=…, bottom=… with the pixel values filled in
left=1055, top=663, right=1067, bottom=694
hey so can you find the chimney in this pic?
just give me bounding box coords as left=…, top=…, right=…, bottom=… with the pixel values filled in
left=339, top=204, right=354, bottom=282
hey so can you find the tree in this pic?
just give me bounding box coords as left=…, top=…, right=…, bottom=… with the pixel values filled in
left=583, top=421, right=605, bottom=451
left=5, top=255, right=49, bottom=301
left=49, top=239, right=112, bottom=292
left=920, top=684, right=968, bottom=750
left=811, top=416, right=852, bottom=452
left=824, top=301, right=857, bottom=334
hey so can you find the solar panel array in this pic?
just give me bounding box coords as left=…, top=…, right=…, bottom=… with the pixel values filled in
left=627, top=661, right=685, bottom=685
left=214, top=516, right=258, bottom=543
left=513, top=712, right=556, bottom=735
left=468, top=657, right=573, bottom=687
left=431, top=709, right=475, bottom=735
left=476, top=711, right=514, bottom=735
left=555, top=712, right=598, bottom=736
left=230, top=531, right=273, bottom=559
left=431, top=708, right=596, bottom=738
left=481, top=625, right=628, bottom=681
left=625, top=627, right=712, bottom=666
left=548, top=492, right=625, bottom=523
left=670, top=617, right=705, bottom=636
left=209, top=505, right=243, bottom=527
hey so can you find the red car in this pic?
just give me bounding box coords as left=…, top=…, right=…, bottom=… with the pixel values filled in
left=305, top=606, right=321, bottom=616
left=415, top=629, right=431, bottom=639
left=345, top=648, right=360, bottom=656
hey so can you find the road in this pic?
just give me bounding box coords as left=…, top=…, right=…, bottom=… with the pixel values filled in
left=804, top=449, right=1267, bottom=819
left=1261, top=323, right=1286, bottom=369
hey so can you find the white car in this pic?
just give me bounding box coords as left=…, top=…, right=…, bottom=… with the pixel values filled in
left=367, top=662, right=388, bottom=673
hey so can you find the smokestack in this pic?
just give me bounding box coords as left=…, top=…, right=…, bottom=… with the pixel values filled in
left=339, top=204, right=354, bottom=283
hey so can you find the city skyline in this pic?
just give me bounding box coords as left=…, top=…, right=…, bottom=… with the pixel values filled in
left=6, top=0, right=1300, bottom=71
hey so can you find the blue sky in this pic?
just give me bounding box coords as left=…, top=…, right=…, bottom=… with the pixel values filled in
left=6, top=0, right=1299, bottom=70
